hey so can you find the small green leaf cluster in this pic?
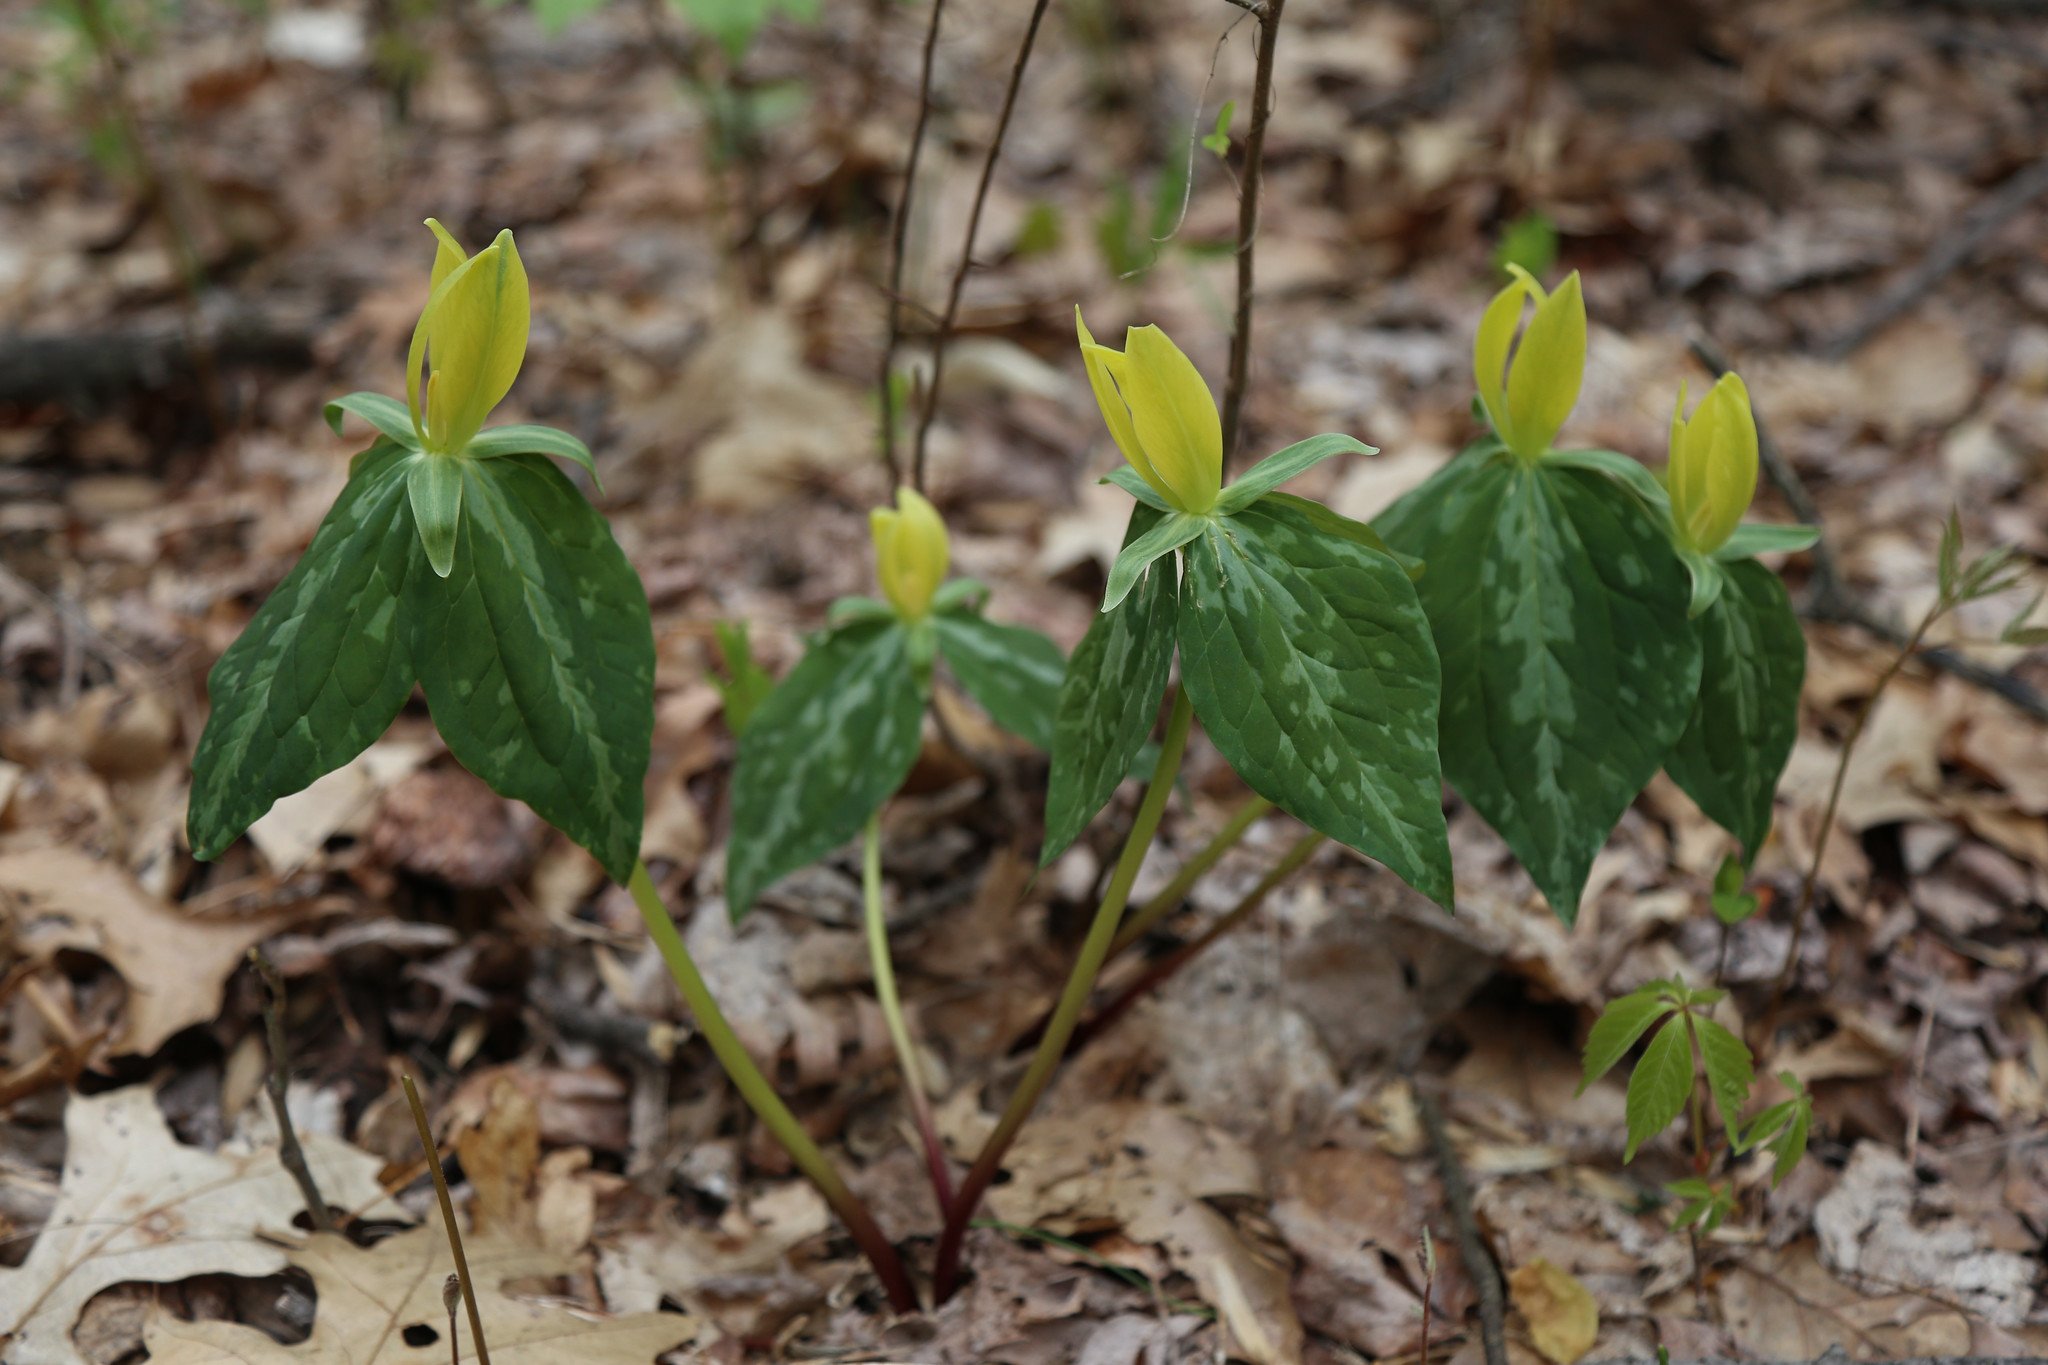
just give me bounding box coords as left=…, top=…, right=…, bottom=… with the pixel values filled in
left=1375, top=273, right=1816, bottom=921
left=1579, top=978, right=1812, bottom=1232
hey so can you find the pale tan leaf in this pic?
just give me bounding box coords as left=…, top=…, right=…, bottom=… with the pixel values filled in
left=1509, top=1257, right=1600, bottom=1365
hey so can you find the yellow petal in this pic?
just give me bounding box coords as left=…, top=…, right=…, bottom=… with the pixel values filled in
left=1077, top=308, right=1167, bottom=499
left=426, top=217, right=467, bottom=296
left=419, top=229, right=530, bottom=453
left=1473, top=270, right=1535, bottom=450
left=872, top=488, right=948, bottom=619
left=1118, top=324, right=1221, bottom=514
left=1696, top=373, right=1757, bottom=550
left=1502, top=270, right=1584, bottom=458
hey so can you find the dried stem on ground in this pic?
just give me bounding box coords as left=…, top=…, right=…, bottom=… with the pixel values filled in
left=909, top=0, right=1053, bottom=492
left=877, top=0, right=947, bottom=488
left=402, top=1075, right=494, bottom=1365
left=1218, top=0, right=1287, bottom=468
left=1415, top=1083, right=1508, bottom=1365
left=251, top=950, right=333, bottom=1234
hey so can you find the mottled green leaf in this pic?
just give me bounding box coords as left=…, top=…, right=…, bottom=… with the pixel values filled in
left=1375, top=443, right=1701, bottom=923
left=935, top=611, right=1066, bottom=750
left=1178, top=499, right=1452, bottom=906
left=1213, top=433, right=1375, bottom=515
left=1043, top=506, right=1177, bottom=865
left=726, top=621, right=924, bottom=917
left=406, top=454, right=655, bottom=883
left=1579, top=984, right=1679, bottom=1092
left=1666, top=560, right=1805, bottom=859
left=1625, top=1016, right=1693, bottom=1161
left=189, top=443, right=424, bottom=861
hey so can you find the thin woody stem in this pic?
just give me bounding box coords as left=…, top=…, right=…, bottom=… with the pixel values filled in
left=402, top=1076, right=492, bottom=1365
left=626, top=862, right=917, bottom=1312
left=861, top=815, right=956, bottom=1211
left=877, top=0, right=947, bottom=486
left=931, top=688, right=1195, bottom=1302
left=1218, top=0, right=1287, bottom=469
left=909, top=0, right=1053, bottom=491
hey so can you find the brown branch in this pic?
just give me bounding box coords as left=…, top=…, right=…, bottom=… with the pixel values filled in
left=403, top=1075, right=493, bottom=1365
left=1415, top=1084, right=1507, bottom=1365
left=1218, top=0, right=1287, bottom=469
left=251, top=950, right=333, bottom=1234
left=908, top=0, right=1053, bottom=492
left=877, top=0, right=947, bottom=488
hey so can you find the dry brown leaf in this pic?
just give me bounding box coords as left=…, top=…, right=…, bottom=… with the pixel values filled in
left=1508, top=1257, right=1599, bottom=1365
left=143, top=1223, right=696, bottom=1363
left=0, top=846, right=294, bottom=1056
left=0, top=1087, right=401, bottom=1365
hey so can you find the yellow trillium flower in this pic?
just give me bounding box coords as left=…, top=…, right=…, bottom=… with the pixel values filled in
left=870, top=487, right=949, bottom=620
left=406, top=218, right=531, bottom=455
left=1075, top=307, right=1222, bottom=515
left=1666, top=373, right=1758, bottom=554
left=1474, top=265, right=1585, bottom=460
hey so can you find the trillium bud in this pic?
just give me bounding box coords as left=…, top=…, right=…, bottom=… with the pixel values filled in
left=870, top=487, right=949, bottom=621
left=1666, top=373, right=1759, bottom=554
left=1473, top=266, right=1585, bottom=460
left=1075, top=307, right=1222, bottom=515
left=406, top=218, right=531, bottom=456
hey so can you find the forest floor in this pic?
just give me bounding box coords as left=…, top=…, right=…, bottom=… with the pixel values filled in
left=3, top=0, right=2048, bottom=1360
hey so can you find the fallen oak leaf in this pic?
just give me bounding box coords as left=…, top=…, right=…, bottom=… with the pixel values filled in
left=143, top=1223, right=698, bottom=1363
left=1508, top=1257, right=1599, bottom=1365
left=0, top=1087, right=402, bottom=1365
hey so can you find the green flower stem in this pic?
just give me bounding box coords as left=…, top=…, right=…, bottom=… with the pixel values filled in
left=626, top=861, right=917, bottom=1313
left=932, top=687, right=1196, bottom=1303
left=1108, top=793, right=1273, bottom=959
left=1067, top=830, right=1325, bottom=1058
left=862, top=815, right=956, bottom=1211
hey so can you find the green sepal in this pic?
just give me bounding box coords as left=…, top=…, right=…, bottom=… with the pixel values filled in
left=1042, top=505, right=1178, bottom=866
left=725, top=620, right=925, bottom=918
left=407, top=454, right=465, bottom=578
left=1178, top=499, right=1452, bottom=907
left=324, top=392, right=421, bottom=449
left=1103, top=466, right=1172, bottom=511
left=1716, top=521, right=1821, bottom=561
left=1212, top=433, right=1374, bottom=515
left=188, top=441, right=425, bottom=861
left=935, top=609, right=1066, bottom=749
left=1375, top=441, right=1701, bottom=924
left=1665, top=559, right=1805, bottom=860
left=905, top=617, right=939, bottom=690
left=932, top=578, right=990, bottom=613
left=1680, top=548, right=1727, bottom=619
left=1543, top=446, right=1668, bottom=513
left=1101, top=511, right=1203, bottom=613
left=466, top=423, right=603, bottom=491
left=827, top=596, right=897, bottom=628
left=405, top=454, right=655, bottom=883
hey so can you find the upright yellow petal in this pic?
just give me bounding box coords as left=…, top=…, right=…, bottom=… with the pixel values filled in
left=1502, top=270, right=1584, bottom=459
left=871, top=487, right=949, bottom=619
left=1118, top=324, right=1221, bottom=514
left=425, top=218, right=467, bottom=295
left=1474, top=269, right=1535, bottom=449
left=1666, top=372, right=1757, bottom=553
left=419, top=229, right=530, bottom=453
left=1077, top=308, right=1168, bottom=498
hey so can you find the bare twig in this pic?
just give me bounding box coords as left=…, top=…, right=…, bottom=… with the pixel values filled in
left=877, top=0, right=946, bottom=487
left=1903, top=1005, right=1936, bottom=1167
left=1821, top=155, right=2048, bottom=362
left=909, top=0, right=1053, bottom=492
left=1218, top=0, right=1287, bottom=469
left=1688, top=331, right=2048, bottom=723
left=1415, top=1084, right=1507, bottom=1365
left=402, top=1075, right=492, bottom=1365
left=1417, top=1227, right=1438, bottom=1365
left=250, top=950, right=333, bottom=1233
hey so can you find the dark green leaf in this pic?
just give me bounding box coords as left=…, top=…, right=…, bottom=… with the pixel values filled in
left=189, top=443, right=424, bottom=861
left=406, top=454, right=655, bottom=883
left=1178, top=499, right=1452, bottom=906
left=466, top=423, right=602, bottom=490
left=1102, top=511, right=1205, bottom=613
left=1625, top=1016, right=1693, bottom=1161
left=726, top=620, right=924, bottom=917
left=1580, top=985, right=1680, bottom=1092
left=1375, top=444, right=1700, bottom=923
left=1043, top=507, right=1177, bottom=865
left=324, top=392, right=420, bottom=449
left=1764, top=1074, right=1812, bottom=1185
left=407, top=455, right=463, bottom=578
left=935, top=611, right=1066, bottom=750
left=1213, top=433, right=1375, bottom=515
left=1666, top=560, right=1805, bottom=859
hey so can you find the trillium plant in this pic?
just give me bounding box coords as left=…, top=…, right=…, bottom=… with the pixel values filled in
left=188, top=218, right=1823, bottom=1311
